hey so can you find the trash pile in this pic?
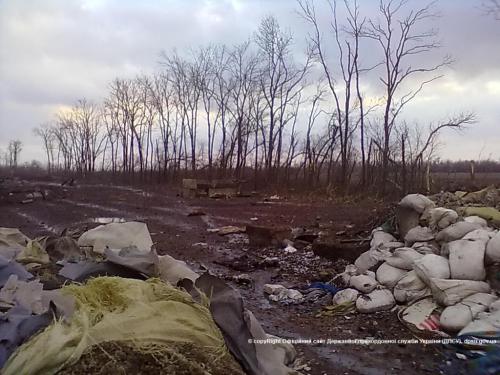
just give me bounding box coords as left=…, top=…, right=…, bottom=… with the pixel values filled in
left=182, top=178, right=241, bottom=199
left=0, top=222, right=298, bottom=375
left=334, top=191, right=500, bottom=337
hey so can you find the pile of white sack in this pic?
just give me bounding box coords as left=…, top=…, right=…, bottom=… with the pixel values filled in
left=335, top=193, right=500, bottom=336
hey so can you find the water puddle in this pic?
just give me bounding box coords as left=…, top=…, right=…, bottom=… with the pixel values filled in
left=93, top=217, right=126, bottom=224
left=61, top=199, right=124, bottom=214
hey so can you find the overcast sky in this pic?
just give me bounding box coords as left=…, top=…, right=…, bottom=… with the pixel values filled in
left=0, top=0, right=499, bottom=163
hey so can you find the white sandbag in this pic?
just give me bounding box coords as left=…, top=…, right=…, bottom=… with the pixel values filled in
left=404, top=226, right=434, bottom=245
left=264, top=284, right=287, bottom=295
left=365, top=270, right=376, bottom=279
left=286, top=289, right=303, bottom=300
left=440, top=242, right=451, bottom=257
left=340, top=264, right=359, bottom=285
left=349, top=274, right=377, bottom=294
left=489, top=299, right=500, bottom=312
left=464, top=215, right=488, bottom=227
left=396, top=205, right=420, bottom=239
left=385, top=248, right=424, bottom=270
left=370, top=230, right=397, bottom=248
left=465, top=293, right=498, bottom=306
left=485, top=231, right=500, bottom=264
left=435, top=222, right=482, bottom=243
left=412, top=241, right=440, bottom=255
left=332, top=288, right=360, bottom=305
left=393, top=271, right=429, bottom=303
left=448, top=239, right=486, bottom=281
left=413, top=254, right=450, bottom=285
left=379, top=241, right=405, bottom=251
left=463, top=228, right=495, bottom=243
left=394, top=287, right=430, bottom=303
left=440, top=305, right=472, bottom=332
left=459, top=310, right=500, bottom=336
left=354, top=249, right=391, bottom=273
left=439, top=293, right=497, bottom=332
left=429, top=278, right=491, bottom=306
left=399, top=194, right=435, bottom=214
left=356, top=289, right=395, bottom=313
left=424, top=208, right=459, bottom=230
left=78, top=222, right=153, bottom=254
left=354, top=251, right=377, bottom=273
left=376, top=262, right=408, bottom=288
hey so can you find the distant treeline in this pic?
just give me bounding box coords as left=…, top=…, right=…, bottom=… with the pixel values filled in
left=432, top=160, right=500, bottom=173
left=29, top=1, right=478, bottom=195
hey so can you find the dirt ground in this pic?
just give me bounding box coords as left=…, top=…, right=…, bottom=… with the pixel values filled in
left=0, top=177, right=466, bottom=375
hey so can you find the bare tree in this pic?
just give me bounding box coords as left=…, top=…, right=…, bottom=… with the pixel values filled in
left=397, top=113, right=476, bottom=192
left=298, top=0, right=368, bottom=187
left=365, top=0, right=453, bottom=192
left=34, top=123, right=55, bottom=172
left=227, top=42, right=259, bottom=177
left=484, top=0, right=500, bottom=19
left=255, top=16, right=311, bottom=181
left=8, top=140, right=22, bottom=168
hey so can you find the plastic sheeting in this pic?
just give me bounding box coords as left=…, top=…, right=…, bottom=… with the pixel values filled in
left=77, top=221, right=153, bottom=254
left=58, top=247, right=198, bottom=286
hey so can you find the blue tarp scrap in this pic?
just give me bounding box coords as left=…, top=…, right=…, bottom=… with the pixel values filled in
left=0, top=305, right=52, bottom=368
left=0, top=255, right=32, bottom=288
left=307, top=282, right=343, bottom=296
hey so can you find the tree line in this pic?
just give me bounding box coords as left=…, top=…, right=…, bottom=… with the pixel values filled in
left=33, top=0, right=476, bottom=194
left=0, top=140, right=23, bottom=168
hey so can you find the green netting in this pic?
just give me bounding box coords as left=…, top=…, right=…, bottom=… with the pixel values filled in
left=3, top=277, right=239, bottom=375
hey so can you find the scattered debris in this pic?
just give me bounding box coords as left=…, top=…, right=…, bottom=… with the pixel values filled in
left=246, top=225, right=290, bottom=247
left=230, top=273, right=253, bottom=286
left=192, top=242, right=208, bottom=248
left=61, top=178, right=75, bottom=187
left=312, top=240, right=369, bottom=262
left=207, top=225, right=246, bottom=236
left=264, top=284, right=303, bottom=302
left=181, top=179, right=241, bottom=199
left=307, top=281, right=342, bottom=296
left=316, top=301, right=356, bottom=317
left=187, top=209, right=206, bottom=217
left=400, top=298, right=442, bottom=332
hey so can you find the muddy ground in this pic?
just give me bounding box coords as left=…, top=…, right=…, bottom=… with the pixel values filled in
left=0, top=178, right=466, bottom=375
